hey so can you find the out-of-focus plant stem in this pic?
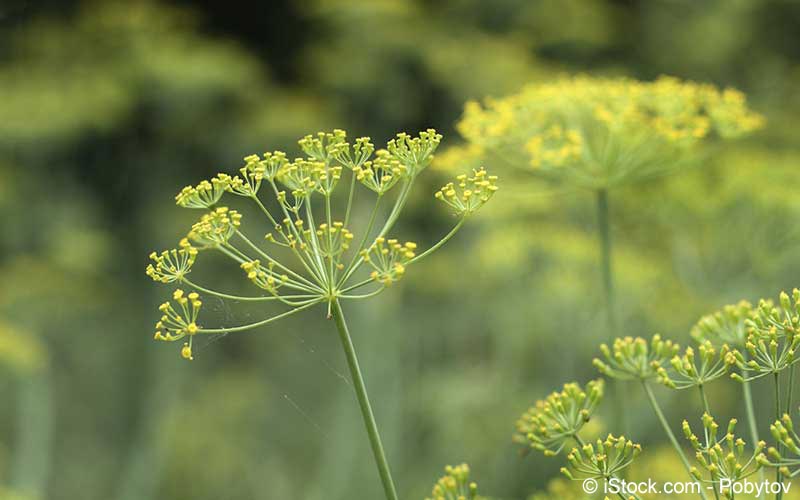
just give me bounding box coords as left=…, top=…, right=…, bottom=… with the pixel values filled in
left=596, top=189, right=615, bottom=337
left=116, top=348, right=186, bottom=500
left=12, top=369, right=53, bottom=500
left=331, top=299, right=399, bottom=500
left=597, top=188, right=627, bottom=432
left=642, top=380, right=708, bottom=500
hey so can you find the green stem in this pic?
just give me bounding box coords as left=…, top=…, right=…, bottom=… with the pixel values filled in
left=199, top=300, right=322, bottom=334
left=597, top=189, right=627, bottom=434
left=741, top=364, right=764, bottom=483
left=182, top=278, right=317, bottom=303
left=699, top=384, right=711, bottom=415
left=775, top=373, right=784, bottom=500
left=787, top=365, right=795, bottom=419
left=642, top=381, right=708, bottom=500
left=741, top=369, right=760, bottom=444
left=330, top=299, right=399, bottom=500
left=596, top=188, right=616, bottom=336
left=407, top=218, right=465, bottom=265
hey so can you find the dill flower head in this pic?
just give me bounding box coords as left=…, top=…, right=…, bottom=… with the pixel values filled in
left=145, top=238, right=198, bottom=283
left=449, top=75, right=764, bottom=189
left=145, top=129, right=498, bottom=359
left=683, top=413, right=765, bottom=493
left=187, top=207, right=242, bottom=247
left=175, top=176, right=228, bottom=208
left=765, top=412, right=800, bottom=477
left=361, top=237, right=416, bottom=286
left=434, top=167, right=499, bottom=216
left=731, top=290, right=800, bottom=381
left=514, top=379, right=604, bottom=456
left=593, top=335, right=679, bottom=380
left=424, top=464, right=478, bottom=500
left=691, top=300, right=753, bottom=349
left=657, top=341, right=735, bottom=390
left=560, top=435, right=641, bottom=481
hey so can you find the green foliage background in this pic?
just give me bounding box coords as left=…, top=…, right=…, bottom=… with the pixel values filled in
left=0, top=1, right=799, bottom=499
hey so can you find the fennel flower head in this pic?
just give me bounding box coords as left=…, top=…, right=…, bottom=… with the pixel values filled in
left=444, top=75, right=764, bottom=189
left=145, top=129, right=498, bottom=360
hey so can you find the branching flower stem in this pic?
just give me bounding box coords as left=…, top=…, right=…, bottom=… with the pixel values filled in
left=642, top=380, right=709, bottom=500
left=742, top=368, right=764, bottom=483
left=182, top=278, right=317, bottom=303
left=408, top=218, right=466, bottom=265
left=233, top=230, right=321, bottom=289
left=198, top=300, right=322, bottom=334
left=338, top=181, right=413, bottom=287
left=147, top=129, right=498, bottom=496
left=338, top=194, right=383, bottom=286
left=330, top=299, right=399, bottom=500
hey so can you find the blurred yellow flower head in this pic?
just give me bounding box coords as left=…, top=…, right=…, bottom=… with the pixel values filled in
left=449, top=75, right=764, bottom=188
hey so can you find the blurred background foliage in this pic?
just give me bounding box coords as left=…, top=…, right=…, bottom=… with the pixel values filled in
left=0, top=0, right=799, bottom=499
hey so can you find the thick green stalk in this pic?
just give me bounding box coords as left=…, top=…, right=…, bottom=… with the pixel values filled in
left=597, top=189, right=626, bottom=432
left=642, top=381, right=708, bottom=500
left=775, top=373, right=784, bottom=500
left=741, top=369, right=760, bottom=444
left=698, top=384, right=711, bottom=415
left=740, top=363, right=765, bottom=483
left=786, top=365, right=795, bottom=421
left=596, top=189, right=616, bottom=336
left=331, top=299, right=399, bottom=500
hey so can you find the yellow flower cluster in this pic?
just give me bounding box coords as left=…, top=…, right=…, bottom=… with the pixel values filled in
left=312, top=222, right=354, bottom=266
left=453, top=75, right=764, bottom=187
left=224, top=154, right=267, bottom=197
left=731, top=290, right=800, bottom=381
left=691, top=300, right=753, bottom=349
left=361, top=237, right=417, bottom=286
left=561, top=435, right=641, bottom=481
left=593, top=335, right=680, bottom=380
left=387, top=128, right=442, bottom=175
left=298, top=129, right=347, bottom=162
left=657, top=341, right=735, bottom=390
left=145, top=238, right=198, bottom=283
left=435, top=168, right=499, bottom=216
left=514, top=379, right=604, bottom=456
left=175, top=176, right=228, bottom=209
left=683, top=413, right=765, bottom=486
left=241, top=260, right=288, bottom=293
left=424, top=464, right=478, bottom=500
left=329, top=136, right=374, bottom=170
left=767, top=413, right=800, bottom=476
left=149, top=128, right=499, bottom=361
left=154, top=289, right=202, bottom=360
left=276, top=159, right=323, bottom=197
left=353, top=149, right=408, bottom=194
left=187, top=207, right=242, bottom=247
left=524, top=125, right=583, bottom=169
